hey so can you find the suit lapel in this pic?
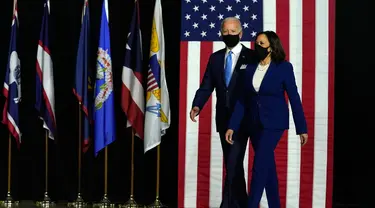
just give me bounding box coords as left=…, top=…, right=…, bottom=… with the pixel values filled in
left=257, top=61, right=275, bottom=93
left=227, top=47, right=247, bottom=91
left=247, top=64, right=257, bottom=92
left=216, top=50, right=226, bottom=87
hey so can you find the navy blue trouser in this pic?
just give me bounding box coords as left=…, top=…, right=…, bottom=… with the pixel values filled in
left=220, top=130, right=249, bottom=208
left=247, top=128, right=284, bottom=208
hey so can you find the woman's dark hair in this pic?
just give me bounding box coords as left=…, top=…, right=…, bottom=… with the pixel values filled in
left=255, top=31, right=286, bottom=63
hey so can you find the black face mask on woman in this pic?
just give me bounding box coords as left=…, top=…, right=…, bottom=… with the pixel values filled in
left=255, top=44, right=270, bottom=60
left=222, top=34, right=240, bottom=48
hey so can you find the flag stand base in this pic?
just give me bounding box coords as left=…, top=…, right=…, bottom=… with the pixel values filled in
left=119, top=196, right=139, bottom=208
left=0, top=193, right=19, bottom=208
left=36, top=192, right=55, bottom=207
left=147, top=199, right=167, bottom=208
left=67, top=193, right=87, bottom=207
left=93, top=194, right=115, bottom=208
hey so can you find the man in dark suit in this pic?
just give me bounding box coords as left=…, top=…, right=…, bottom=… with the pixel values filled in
left=189, top=17, right=257, bottom=208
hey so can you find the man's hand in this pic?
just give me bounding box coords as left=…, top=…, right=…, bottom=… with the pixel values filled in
left=300, top=133, right=308, bottom=146
left=189, top=106, right=200, bottom=122
left=225, top=129, right=234, bottom=145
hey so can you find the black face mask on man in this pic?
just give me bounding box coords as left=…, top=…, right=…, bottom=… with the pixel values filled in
left=254, top=44, right=270, bottom=60
left=222, top=34, right=240, bottom=48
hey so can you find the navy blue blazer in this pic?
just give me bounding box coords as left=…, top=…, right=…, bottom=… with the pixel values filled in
left=228, top=61, right=307, bottom=135
left=192, top=44, right=257, bottom=132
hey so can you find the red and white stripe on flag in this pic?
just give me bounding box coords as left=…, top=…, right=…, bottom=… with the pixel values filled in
left=178, top=0, right=335, bottom=207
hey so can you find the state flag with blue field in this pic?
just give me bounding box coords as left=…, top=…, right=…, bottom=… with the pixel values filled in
left=73, top=0, right=92, bottom=153
left=2, top=0, right=21, bottom=147
left=35, top=0, right=56, bottom=140
left=94, top=0, right=115, bottom=155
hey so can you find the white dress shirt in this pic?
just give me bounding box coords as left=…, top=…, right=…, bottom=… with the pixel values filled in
left=224, top=43, right=242, bottom=76
left=252, top=63, right=270, bottom=92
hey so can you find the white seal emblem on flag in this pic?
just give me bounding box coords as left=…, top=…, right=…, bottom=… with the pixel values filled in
left=95, top=48, right=113, bottom=110
left=9, top=51, right=21, bottom=103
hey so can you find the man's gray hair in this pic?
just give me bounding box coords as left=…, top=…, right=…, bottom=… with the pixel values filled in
left=220, top=17, right=243, bottom=33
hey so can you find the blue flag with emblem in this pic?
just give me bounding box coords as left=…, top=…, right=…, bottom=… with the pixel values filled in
left=94, top=0, right=115, bottom=155
left=2, top=0, right=21, bottom=147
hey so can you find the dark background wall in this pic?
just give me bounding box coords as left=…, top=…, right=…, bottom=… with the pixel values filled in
left=0, top=0, right=373, bottom=207
left=334, top=0, right=374, bottom=207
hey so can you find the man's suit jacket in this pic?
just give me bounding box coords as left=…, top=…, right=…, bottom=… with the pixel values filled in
left=228, top=61, right=308, bottom=135
left=192, top=44, right=256, bottom=132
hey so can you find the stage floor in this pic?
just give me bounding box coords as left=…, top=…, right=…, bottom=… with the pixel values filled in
left=1, top=201, right=117, bottom=207
left=1, top=200, right=152, bottom=207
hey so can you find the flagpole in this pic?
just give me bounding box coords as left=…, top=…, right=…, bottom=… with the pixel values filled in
left=148, top=145, right=165, bottom=208
left=0, top=134, right=19, bottom=207
left=119, top=129, right=138, bottom=208
left=104, top=147, right=108, bottom=196
left=94, top=147, right=114, bottom=208
left=69, top=102, right=86, bottom=207
left=45, top=131, right=49, bottom=195
left=36, top=131, right=55, bottom=207
left=7, top=134, right=12, bottom=196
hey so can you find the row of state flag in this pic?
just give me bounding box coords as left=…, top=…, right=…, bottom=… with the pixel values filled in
left=2, top=0, right=170, bottom=155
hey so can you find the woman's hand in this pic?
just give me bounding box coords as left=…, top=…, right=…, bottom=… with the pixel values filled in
left=225, top=129, right=234, bottom=145
left=300, top=133, right=308, bottom=146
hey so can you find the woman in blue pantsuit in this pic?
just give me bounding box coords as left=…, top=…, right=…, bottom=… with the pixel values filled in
left=225, top=31, right=308, bottom=208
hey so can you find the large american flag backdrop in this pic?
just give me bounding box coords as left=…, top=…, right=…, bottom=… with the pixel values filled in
left=178, top=0, right=335, bottom=207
